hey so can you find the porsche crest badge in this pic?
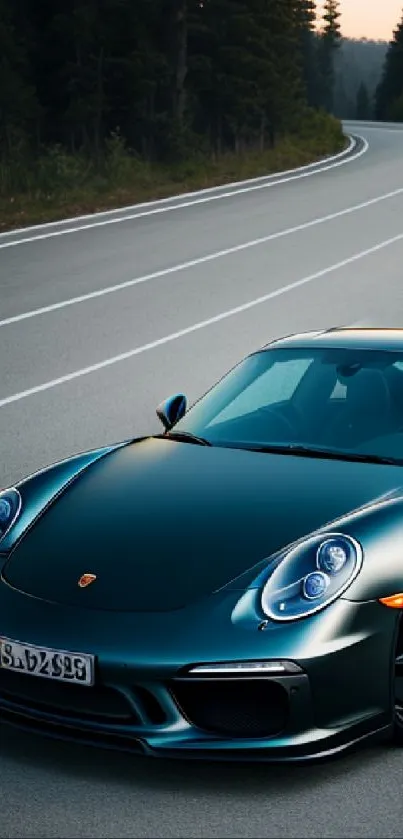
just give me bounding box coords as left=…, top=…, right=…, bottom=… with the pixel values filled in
left=78, top=573, right=97, bottom=588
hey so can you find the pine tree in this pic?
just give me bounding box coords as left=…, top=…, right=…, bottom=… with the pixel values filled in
left=189, top=0, right=305, bottom=153
left=317, top=0, right=341, bottom=113
left=294, top=0, right=320, bottom=108
left=356, top=81, right=371, bottom=119
left=375, top=14, right=403, bottom=121
left=171, top=0, right=188, bottom=126
left=188, top=0, right=257, bottom=153
left=0, top=0, right=38, bottom=157
left=0, top=0, right=342, bottom=170
left=257, top=0, right=305, bottom=144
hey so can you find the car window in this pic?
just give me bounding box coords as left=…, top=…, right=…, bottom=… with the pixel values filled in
left=208, top=358, right=312, bottom=425
left=174, top=347, right=403, bottom=462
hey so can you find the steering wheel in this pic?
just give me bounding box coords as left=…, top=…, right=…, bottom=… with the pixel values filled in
left=257, top=406, right=298, bottom=436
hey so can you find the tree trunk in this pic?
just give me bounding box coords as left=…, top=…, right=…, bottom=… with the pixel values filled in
left=173, top=0, right=188, bottom=124
left=94, top=46, right=104, bottom=157
left=259, top=114, right=266, bottom=152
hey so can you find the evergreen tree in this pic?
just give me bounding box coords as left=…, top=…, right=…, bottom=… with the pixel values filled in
left=0, top=0, right=38, bottom=156
left=0, top=0, right=343, bottom=170
left=189, top=0, right=304, bottom=153
left=375, top=14, right=403, bottom=121
left=294, top=0, right=320, bottom=108
left=333, top=37, right=388, bottom=119
left=355, top=81, right=371, bottom=119
left=317, top=0, right=342, bottom=113
left=188, top=0, right=258, bottom=153
left=254, top=0, right=305, bottom=145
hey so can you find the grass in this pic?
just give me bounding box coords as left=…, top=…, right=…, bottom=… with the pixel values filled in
left=0, top=116, right=346, bottom=232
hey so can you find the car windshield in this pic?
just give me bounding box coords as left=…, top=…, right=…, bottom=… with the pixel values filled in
left=172, top=347, right=403, bottom=463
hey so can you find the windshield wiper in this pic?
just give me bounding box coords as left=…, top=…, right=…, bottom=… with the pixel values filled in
left=241, top=443, right=400, bottom=465
left=156, top=431, right=212, bottom=447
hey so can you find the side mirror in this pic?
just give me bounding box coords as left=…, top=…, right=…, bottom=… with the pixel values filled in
left=156, top=393, right=187, bottom=431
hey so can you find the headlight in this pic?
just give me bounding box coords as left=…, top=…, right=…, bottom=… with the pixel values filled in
left=261, top=532, right=363, bottom=621
left=0, top=488, right=22, bottom=544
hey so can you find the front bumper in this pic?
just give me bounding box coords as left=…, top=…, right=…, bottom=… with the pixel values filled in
left=0, top=660, right=392, bottom=762
left=0, top=587, right=397, bottom=761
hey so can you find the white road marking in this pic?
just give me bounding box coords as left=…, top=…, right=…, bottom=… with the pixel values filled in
left=1, top=229, right=403, bottom=409
left=0, top=137, right=367, bottom=250
left=1, top=175, right=402, bottom=329
left=0, top=137, right=357, bottom=238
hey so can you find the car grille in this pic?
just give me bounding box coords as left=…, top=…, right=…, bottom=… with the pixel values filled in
left=170, top=678, right=289, bottom=738
left=0, top=669, right=138, bottom=725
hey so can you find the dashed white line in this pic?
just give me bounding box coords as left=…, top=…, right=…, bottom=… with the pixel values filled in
left=0, top=136, right=367, bottom=250
left=1, top=229, right=403, bottom=409
left=1, top=176, right=402, bottom=329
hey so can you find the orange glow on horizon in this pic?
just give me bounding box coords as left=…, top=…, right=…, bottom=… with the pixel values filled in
left=316, top=1, right=403, bottom=42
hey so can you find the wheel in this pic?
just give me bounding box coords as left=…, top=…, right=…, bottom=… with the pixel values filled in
left=393, top=621, right=403, bottom=744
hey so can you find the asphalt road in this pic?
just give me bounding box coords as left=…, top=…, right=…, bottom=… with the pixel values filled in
left=1, top=121, right=403, bottom=838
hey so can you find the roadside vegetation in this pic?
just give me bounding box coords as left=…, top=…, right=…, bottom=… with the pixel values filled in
left=0, top=1, right=345, bottom=231
left=0, top=114, right=345, bottom=231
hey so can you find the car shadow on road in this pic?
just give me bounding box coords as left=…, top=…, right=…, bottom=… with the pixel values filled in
left=0, top=724, right=389, bottom=794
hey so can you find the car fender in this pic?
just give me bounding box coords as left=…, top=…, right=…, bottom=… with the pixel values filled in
left=326, top=495, right=403, bottom=602
left=0, top=438, right=145, bottom=554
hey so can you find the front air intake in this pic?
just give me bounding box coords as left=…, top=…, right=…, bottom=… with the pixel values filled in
left=170, top=678, right=289, bottom=738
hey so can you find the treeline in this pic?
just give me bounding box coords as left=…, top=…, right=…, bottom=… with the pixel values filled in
left=0, top=0, right=343, bottom=168
left=376, top=11, right=403, bottom=121
left=334, top=38, right=388, bottom=120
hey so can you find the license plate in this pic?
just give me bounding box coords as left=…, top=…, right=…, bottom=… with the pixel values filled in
left=0, top=637, right=94, bottom=686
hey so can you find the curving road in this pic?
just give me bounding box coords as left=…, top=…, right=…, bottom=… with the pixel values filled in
left=1, top=121, right=403, bottom=838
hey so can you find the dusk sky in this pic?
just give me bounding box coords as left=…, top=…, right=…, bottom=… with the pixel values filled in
left=317, top=1, right=402, bottom=41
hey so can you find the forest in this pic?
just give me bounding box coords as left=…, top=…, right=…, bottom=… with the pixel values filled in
left=376, top=13, right=403, bottom=121
left=0, top=0, right=348, bottom=228
left=334, top=38, right=388, bottom=120
left=4, top=0, right=401, bottom=229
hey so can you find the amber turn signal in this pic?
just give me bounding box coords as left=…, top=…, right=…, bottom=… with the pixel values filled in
left=379, top=594, right=403, bottom=609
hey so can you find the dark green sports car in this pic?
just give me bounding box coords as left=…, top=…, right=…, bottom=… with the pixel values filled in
left=2, top=327, right=403, bottom=762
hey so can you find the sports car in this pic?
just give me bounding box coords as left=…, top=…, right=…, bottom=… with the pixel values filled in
left=2, top=327, right=403, bottom=762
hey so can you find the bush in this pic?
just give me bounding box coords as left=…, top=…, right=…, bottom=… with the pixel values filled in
left=294, top=108, right=345, bottom=151
left=0, top=114, right=345, bottom=230
left=36, top=145, right=90, bottom=193
left=103, top=130, right=144, bottom=185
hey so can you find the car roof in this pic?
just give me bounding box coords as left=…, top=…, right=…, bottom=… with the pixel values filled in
left=260, top=328, right=403, bottom=353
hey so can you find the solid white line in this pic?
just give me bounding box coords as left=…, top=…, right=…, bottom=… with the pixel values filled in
left=0, top=137, right=368, bottom=250
left=0, top=141, right=357, bottom=240
left=1, top=229, right=403, bottom=409
left=0, top=136, right=357, bottom=240
left=1, top=174, right=402, bottom=329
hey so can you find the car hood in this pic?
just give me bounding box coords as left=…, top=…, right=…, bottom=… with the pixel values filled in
left=3, top=437, right=403, bottom=612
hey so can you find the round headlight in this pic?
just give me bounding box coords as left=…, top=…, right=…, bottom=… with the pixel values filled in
left=317, top=537, right=352, bottom=575
left=0, top=488, right=22, bottom=542
left=0, top=497, right=12, bottom=525
left=261, top=532, right=363, bottom=622
left=302, top=571, right=329, bottom=600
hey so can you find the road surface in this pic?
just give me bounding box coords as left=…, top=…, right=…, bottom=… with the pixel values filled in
left=1, top=121, right=403, bottom=838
